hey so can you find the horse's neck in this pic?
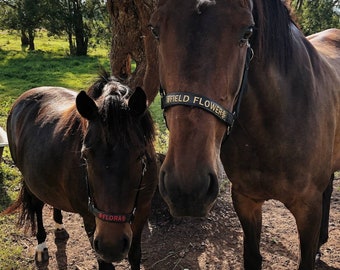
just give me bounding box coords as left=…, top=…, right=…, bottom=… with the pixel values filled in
left=250, top=27, right=323, bottom=99
left=242, top=28, right=332, bottom=133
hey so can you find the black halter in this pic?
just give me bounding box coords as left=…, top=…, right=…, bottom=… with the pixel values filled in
left=86, top=155, right=147, bottom=224
left=160, top=46, right=253, bottom=136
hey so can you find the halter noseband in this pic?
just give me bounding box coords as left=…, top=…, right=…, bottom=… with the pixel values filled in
left=87, top=154, right=147, bottom=224
left=160, top=46, right=253, bottom=136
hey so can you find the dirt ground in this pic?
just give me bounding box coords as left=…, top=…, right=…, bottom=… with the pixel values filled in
left=14, top=178, right=340, bottom=270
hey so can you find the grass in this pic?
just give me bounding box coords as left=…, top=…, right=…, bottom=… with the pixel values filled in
left=0, top=31, right=111, bottom=98
left=0, top=29, right=167, bottom=268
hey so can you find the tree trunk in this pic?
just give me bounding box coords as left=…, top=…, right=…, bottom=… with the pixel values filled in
left=67, top=31, right=75, bottom=55
left=73, top=0, right=88, bottom=56
left=106, top=0, right=159, bottom=104
left=28, top=29, right=35, bottom=51
left=20, top=30, right=29, bottom=47
left=65, top=0, right=88, bottom=56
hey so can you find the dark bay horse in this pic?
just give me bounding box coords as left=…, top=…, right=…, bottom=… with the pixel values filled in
left=5, top=71, right=157, bottom=270
left=149, top=0, right=340, bottom=269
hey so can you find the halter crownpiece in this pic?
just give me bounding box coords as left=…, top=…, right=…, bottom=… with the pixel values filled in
left=160, top=46, right=253, bottom=136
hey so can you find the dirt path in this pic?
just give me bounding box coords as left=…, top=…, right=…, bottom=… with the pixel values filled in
left=17, top=179, right=339, bottom=270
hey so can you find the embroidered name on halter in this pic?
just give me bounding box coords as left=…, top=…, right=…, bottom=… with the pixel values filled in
left=98, top=213, right=127, bottom=222
left=88, top=200, right=134, bottom=224
left=161, top=92, right=234, bottom=126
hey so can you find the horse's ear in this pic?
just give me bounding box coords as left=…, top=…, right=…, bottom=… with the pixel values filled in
left=128, top=87, right=147, bottom=116
left=76, top=91, right=98, bottom=120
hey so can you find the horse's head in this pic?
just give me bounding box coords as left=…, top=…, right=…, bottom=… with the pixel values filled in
left=76, top=73, right=155, bottom=262
left=150, top=0, right=254, bottom=216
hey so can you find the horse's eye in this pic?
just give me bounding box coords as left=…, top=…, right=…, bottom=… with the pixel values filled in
left=244, top=26, right=254, bottom=39
left=149, top=25, right=160, bottom=41
left=240, top=26, right=254, bottom=46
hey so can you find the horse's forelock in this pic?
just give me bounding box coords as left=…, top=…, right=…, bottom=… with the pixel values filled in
left=86, top=71, right=154, bottom=147
left=102, top=81, right=130, bottom=101
left=87, top=70, right=120, bottom=100
left=98, top=87, right=154, bottom=148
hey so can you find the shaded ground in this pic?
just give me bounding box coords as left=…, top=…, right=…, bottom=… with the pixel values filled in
left=13, top=179, right=339, bottom=269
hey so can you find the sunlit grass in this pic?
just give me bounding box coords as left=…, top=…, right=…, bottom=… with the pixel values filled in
left=0, top=30, right=111, bottom=99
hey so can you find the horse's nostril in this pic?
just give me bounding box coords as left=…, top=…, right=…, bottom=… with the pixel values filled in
left=159, top=171, right=168, bottom=197
left=122, top=234, right=130, bottom=253
left=208, top=173, right=218, bottom=194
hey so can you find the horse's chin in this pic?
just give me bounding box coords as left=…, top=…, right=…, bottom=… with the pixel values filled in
left=97, top=252, right=127, bottom=264
left=164, top=198, right=216, bottom=217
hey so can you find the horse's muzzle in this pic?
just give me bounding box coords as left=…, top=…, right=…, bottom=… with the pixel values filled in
left=93, top=233, right=131, bottom=262
left=159, top=169, right=219, bottom=217
left=93, top=223, right=132, bottom=263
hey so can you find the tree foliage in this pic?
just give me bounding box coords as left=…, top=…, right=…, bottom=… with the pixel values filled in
left=292, top=0, right=340, bottom=35
left=0, top=0, right=338, bottom=64
left=0, top=0, right=109, bottom=55
left=0, top=0, right=44, bottom=50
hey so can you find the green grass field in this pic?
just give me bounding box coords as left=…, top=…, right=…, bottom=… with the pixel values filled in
left=0, top=30, right=167, bottom=268
left=0, top=31, right=111, bottom=97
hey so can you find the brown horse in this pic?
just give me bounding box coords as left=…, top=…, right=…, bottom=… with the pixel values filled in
left=149, top=0, right=340, bottom=269
left=5, top=71, right=157, bottom=270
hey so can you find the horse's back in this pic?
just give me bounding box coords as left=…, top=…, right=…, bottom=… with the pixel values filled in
left=7, top=87, right=84, bottom=211
left=7, top=87, right=76, bottom=163
left=308, top=28, right=340, bottom=69
left=308, top=28, right=340, bottom=49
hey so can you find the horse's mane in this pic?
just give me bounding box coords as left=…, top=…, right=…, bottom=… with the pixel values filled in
left=87, top=70, right=155, bottom=147
left=252, top=0, right=297, bottom=70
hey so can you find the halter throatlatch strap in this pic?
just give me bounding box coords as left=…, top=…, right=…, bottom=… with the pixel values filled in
left=160, top=46, right=253, bottom=135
